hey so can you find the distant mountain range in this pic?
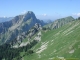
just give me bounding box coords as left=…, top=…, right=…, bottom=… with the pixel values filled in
left=0, top=17, right=13, bottom=22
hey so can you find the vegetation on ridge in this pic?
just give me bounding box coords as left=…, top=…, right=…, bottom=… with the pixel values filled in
left=22, top=20, right=80, bottom=60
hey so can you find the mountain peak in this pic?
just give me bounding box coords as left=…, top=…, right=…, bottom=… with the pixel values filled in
left=23, top=11, right=36, bottom=21
left=27, top=11, right=34, bottom=14
left=65, top=16, right=74, bottom=19
left=24, top=11, right=35, bottom=15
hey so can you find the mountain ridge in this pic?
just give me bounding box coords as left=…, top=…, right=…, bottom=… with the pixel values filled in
left=0, top=15, right=80, bottom=60
left=22, top=19, right=80, bottom=60
left=0, top=11, right=45, bottom=44
left=44, top=16, right=75, bottom=29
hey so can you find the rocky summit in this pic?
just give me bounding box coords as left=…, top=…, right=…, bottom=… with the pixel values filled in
left=0, top=11, right=45, bottom=44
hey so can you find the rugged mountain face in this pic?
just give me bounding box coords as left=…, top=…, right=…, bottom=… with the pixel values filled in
left=0, top=11, right=45, bottom=44
left=44, top=16, right=75, bottom=29
left=11, top=23, right=42, bottom=48
left=0, top=16, right=80, bottom=60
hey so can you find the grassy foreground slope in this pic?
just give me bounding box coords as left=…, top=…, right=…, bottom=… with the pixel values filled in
left=23, top=20, right=80, bottom=60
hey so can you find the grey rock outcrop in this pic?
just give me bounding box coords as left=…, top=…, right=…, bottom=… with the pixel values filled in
left=0, top=11, right=45, bottom=44
left=44, top=16, right=75, bottom=29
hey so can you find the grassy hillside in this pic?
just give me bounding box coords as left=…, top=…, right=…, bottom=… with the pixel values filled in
left=19, top=20, right=80, bottom=60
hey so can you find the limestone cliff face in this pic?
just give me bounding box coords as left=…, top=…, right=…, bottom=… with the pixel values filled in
left=44, top=16, right=75, bottom=29
left=0, top=11, right=45, bottom=44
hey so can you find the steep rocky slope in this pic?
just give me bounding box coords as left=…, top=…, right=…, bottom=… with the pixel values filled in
left=0, top=11, right=45, bottom=44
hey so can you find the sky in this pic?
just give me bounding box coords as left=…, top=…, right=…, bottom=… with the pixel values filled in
left=0, top=0, right=80, bottom=20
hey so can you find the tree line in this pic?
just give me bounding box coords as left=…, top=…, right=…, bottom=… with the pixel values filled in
left=0, top=40, right=38, bottom=60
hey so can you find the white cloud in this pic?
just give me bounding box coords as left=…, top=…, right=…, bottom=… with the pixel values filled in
left=3, top=16, right=6, bottom=18
left=77, top=13, right=80, bottom=16
left=72, top=13, right=80, bottom=17
left=21, top=10, right=27, bottom=14
left=42, top=14, right=47, bottom=16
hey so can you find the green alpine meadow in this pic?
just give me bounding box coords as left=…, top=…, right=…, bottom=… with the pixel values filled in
left=21, top=19, right=80, bottom=60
